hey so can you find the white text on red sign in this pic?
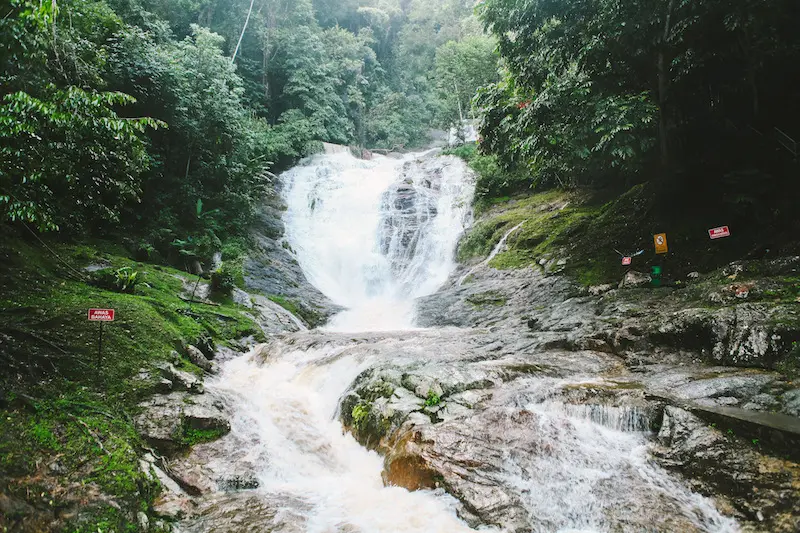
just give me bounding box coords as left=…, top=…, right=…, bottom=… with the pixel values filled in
left=88, top=309, right=115, bottom=322
left=708, top=226, right=730, bottom=240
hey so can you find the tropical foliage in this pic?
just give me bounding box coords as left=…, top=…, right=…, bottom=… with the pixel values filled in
left=476, top=0, right=800, bottom=190
left=1, top=0, right=496, bottom=266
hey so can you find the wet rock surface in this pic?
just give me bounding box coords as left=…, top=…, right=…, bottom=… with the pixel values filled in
left=176, top=493, right=309, bottom=533
left=161, top=256, right=800, bottom=532
left=185, top=345, right=214, bottom=373
left=653, top=406, right=800, bottom=531
left=411, top=261, right=800, bottom=530
left=134, top=391, right=231, bottom=456
left=241, top=325, right=785, bottom=532
left=244, top=198, right=339, bottom=327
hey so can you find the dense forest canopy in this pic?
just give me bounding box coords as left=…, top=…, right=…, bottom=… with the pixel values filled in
left=0, top=0, right=498, bottom=264
left=3, top=0, right=799, bottom=268
left=475, top=0, right=800, bottom=196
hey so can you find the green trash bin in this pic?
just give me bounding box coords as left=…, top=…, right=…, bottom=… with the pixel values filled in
left=651, top=265, right=662, bottom=287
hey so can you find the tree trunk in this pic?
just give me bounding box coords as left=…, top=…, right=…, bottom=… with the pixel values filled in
left=454, top=79, right=464, bottom=122
left=657, top=0, right=676, bottom=169
left=232, top=0, right=256, bottom=62
left=268, top=42, right=269, bottom=103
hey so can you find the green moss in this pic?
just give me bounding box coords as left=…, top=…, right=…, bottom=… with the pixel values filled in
left=458, top=190, right=577, bottom=264
left=460, top=191, right=600, bottom=273
left=268, top=294, right=325, bottom=327
left=575, top=262, right=610, bottom=287
left=457, top=219, right=505, bottom=262
left=351, top=402, right=370, bottom=430
left=268, top=295, right=302, bottom=317
left=0, top=234, right=264, bottom=529
left=457, top=182, right=712, bottom=287
left=66, top=506, right=137, bottom=533
left=27, top=419, right=60, bottom=449
left=466, top=290, right=508, bottom=307
left=180, top=425, right=227, bottom=446
left=777, top=342, right=800, bottom=378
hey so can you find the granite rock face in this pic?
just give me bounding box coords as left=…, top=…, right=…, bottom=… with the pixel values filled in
left=243, top=200, right=339, bottom=328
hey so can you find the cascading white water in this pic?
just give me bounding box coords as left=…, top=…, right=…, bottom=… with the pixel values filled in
left=184, top=150, right=486, bottom=532
left=206, top=345, right=479, bottom=533
left=189, top=150, right=738, bottom=533
left=282, top=151, right=473, bottom=331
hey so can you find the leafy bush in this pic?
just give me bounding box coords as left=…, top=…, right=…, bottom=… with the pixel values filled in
left=0, top=89, right=162, bottom=232
left=210, top=263, right=236, bottom=296
left=93, top=267, right=141, bottom=294
left=221, top=239, right=247, bottom=261
left=445, top=144, right=534, bottom=212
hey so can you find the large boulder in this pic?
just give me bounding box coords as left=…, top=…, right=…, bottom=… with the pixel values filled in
left=650, top=304, right=798, bottom=368
left=243, top=203, right=338, bottom=328
left=154, top=362, right=204, bottom=394
left=134, top=392, right=230, bottom=456
left=186, top=345, right=214, bottom=373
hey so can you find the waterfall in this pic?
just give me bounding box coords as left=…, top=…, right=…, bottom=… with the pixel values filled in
left=181, top=150, right=738, bottom=533
left=282, top=151, right=474, bottom=331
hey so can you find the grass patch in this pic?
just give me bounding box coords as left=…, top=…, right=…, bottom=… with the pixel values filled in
left=0, top=232, right=265, bottom=531
left=424, top=390, right=441, bottom=407
left=457, top=188, right=600, bottom=274
left=351, top=403, right=370, bottom=431
left=268, top=295, right=302, bottom=318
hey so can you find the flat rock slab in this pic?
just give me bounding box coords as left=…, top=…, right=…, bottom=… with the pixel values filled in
left=649, top=392, right=800, bottom=461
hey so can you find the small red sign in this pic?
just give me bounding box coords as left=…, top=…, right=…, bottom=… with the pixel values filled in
left=708, top=226, right=731, bottom=240
left=88, top=309, right=115, bottom=322
left=622, top=257, right=632, bottom=266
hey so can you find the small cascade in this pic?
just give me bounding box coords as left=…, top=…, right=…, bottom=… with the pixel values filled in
left=458, top=221, right=524, bottom=286
left=543, top=402, right=654, bottom=433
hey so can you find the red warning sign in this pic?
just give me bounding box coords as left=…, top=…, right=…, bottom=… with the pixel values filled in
left=708, top=226, right=730, bottom=240
left=622, top=257, right=632, bottom=266
left=88, top=309, right=115, bottom=322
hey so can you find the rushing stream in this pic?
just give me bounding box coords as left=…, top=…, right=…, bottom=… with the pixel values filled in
left=181, top=151, right=739, bottom=532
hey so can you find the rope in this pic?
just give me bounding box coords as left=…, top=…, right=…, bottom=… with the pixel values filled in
left=19, top=220, right=89, bottom=281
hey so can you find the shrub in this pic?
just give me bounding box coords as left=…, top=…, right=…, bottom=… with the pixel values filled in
left=93, top=267, right=141, bottom=294
left=424, top=390, right=441, bottom=407
left=210, top=263, right=236, bottom=295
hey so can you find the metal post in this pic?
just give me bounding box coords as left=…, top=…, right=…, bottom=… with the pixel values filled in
left=98, top=322, right=103, bottom=369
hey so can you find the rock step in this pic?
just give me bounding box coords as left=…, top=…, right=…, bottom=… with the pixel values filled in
left=649, top=393, right=800, bottom=461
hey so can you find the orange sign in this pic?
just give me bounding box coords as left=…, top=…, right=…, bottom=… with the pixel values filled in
left=654, top=233, right=668, bottom=254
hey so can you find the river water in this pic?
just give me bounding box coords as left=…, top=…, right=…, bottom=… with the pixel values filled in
left=185, top=151, right=739, bottom=532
